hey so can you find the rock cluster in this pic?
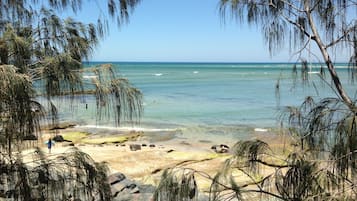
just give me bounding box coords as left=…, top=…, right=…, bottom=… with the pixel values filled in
left=129, top=144, right=156, bottom=151
left=109, top=172, right=155, bottom=201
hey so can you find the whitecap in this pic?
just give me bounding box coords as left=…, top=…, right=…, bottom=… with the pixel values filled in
left=193, top=71, right=199, bottom=74
left=154, top=73, right=163, bottom=76
left=254, top=128, right=268, bottom=132
left=83, top=75, right=97, bottom=79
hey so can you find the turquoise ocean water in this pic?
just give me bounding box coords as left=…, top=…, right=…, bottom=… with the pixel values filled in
left=54, top=62, right=356, bottom=141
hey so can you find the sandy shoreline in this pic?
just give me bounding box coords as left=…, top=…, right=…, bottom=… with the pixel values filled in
left=23, top=127, right=288, bottom=195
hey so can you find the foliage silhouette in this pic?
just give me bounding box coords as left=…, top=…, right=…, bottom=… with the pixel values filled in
left=153, top=0, right=357, bottom=200
left=0, top=0, right=142, bottom=200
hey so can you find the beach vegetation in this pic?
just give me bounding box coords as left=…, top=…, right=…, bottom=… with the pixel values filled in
left=154, top=0, right=357, bottom=200
left=0, top=0, right=142, bottom=200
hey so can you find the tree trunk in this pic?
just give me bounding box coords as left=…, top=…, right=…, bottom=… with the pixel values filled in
left=304, top=0, right=354, bottom=107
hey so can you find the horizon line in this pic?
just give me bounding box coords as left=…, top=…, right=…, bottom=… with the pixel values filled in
left=84, top=60, right=349, bottom=64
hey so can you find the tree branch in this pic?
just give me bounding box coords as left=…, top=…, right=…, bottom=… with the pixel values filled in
left=281, top=13, right=313, bottom=39
left=279, top=0, right=305, bottom=13
left=304, top=0, right=353, bottom=106
left=242, top=189, right=287, bottom=200
left=248, top=159, right=290, bottom=168
left=326, top=26, right=357, bottom=48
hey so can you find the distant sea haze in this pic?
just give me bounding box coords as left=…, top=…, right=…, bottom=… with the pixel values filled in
left=55, top=62, right=354, bottom=141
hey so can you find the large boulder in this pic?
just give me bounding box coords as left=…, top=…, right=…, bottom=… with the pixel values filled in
left=52, top=135, right=65, bottom=142
left=108, top=172, right=126, bottom=185
left=109, top=172, right=155, bottom=201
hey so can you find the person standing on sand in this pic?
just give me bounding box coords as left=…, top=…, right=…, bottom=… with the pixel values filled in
left=47, top=138, right=53, bottom=153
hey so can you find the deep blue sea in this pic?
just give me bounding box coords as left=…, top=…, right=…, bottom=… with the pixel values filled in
left=53, top=62, right=356, bottom=141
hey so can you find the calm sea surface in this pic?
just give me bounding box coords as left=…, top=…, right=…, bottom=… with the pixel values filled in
left=54, top=62, right=356, bottom=141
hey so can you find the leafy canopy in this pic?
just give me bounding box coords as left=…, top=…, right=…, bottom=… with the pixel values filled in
left=153, top=1, right=357, bottom=201
left=0, top=0, right=142, bottom=200
left=220, top=0, right=357, bottom=105
left=0, top=0, right=143, bottom=154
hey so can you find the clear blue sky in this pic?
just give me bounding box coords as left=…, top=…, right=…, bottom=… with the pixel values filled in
left=75, top=0, right=350, bottom=62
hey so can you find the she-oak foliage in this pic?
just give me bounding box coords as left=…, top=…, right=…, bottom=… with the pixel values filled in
left=0, top=0, right=142, bottom=200
left=154, top=0, right=357, bottom=201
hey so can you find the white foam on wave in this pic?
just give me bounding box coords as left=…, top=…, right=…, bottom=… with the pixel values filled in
left=193, top=71, right=199, bottom=74
left=335, top=65, right=348, bottom=69
left=75, top=125, right=177, bottom=132
left=83, top=75, right=97, bottom=79
left=154, top=73, right=163, bottom=76
left=254, top=128, right=268, bottom=132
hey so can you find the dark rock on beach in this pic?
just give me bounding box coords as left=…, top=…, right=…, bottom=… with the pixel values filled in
left=109, top=171, right=208, bottom=201
left=108, top=173, right=126, bottom=185
left=52, top=135, right=65, bottom=142
left=52, top=135, right=73, bottom=143
left=129, top=144, right=141, bottom=151
left=109, top=172, right=155, bottom=201
left=46, top=122, right=76, bottom=130
left=167, top=149, right=175, bottom=153
left=211, top=144, right=230, bottom=153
